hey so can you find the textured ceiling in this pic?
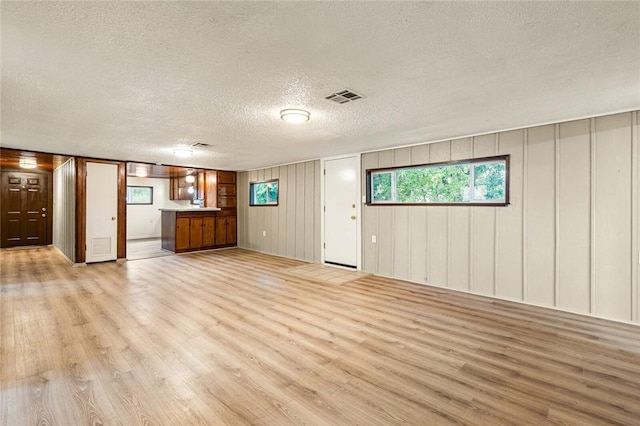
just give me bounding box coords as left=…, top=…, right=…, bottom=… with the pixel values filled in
left=2, top=2, right=639, bottom=171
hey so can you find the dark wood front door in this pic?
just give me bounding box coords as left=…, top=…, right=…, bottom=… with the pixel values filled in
left=1, top=172, right=49, bottom=248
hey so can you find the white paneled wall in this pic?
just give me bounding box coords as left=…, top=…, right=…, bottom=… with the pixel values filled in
left=53, top=158, right=75, bottom=262
left=362, top=111, right=639, bottom=324
left=237, top=160, right=321, bottom=262
left=126, top=177, right=191, bottom=240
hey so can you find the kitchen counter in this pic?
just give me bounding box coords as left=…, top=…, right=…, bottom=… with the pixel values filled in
left=158, top=207, right=221, bottom=212
left=160, top=208, right=235, bottom=252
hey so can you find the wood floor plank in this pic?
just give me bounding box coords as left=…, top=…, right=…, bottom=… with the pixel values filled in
left=1, top=246, right=639, bottom=425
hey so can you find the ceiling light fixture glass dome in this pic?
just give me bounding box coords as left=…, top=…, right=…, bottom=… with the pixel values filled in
left=173, top=148, right=193, bottom=157
left=280, top=109, right=310, bottom=123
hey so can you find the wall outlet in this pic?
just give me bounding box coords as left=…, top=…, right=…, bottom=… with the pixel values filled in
left=263, top=230, right=266, bottom=237
left=371, top=235, right=377, bottom=244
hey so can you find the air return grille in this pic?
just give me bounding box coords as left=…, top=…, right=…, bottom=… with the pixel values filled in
left=325, top=89, right=364, bottom=104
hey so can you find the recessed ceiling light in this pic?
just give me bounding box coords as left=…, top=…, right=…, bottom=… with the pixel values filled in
left=173, top=148, right=193, bottom=157
left=19, top=157, right=37, bottom=169
left=280, top=109, right=310, bottom=123
left=185, top=175, right=195, bottom=183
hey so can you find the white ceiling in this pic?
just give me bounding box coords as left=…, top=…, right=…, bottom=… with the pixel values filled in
left=2, top=2, right=639, bottom=171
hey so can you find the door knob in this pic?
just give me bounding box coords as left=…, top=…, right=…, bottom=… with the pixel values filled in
left=111, top=217, right=116, bottom=221
left=350, top=215, right=356, bottom=220
left=42, top=214, right=46, bottom=218
left=42, top=207, right=46, bottom=211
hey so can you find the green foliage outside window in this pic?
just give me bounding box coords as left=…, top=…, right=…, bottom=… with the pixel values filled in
left=127, top=186, right=153, bottom=204
left=369, top=157, right=507, bottom=205
left=250, top=180, right=278, bottom=205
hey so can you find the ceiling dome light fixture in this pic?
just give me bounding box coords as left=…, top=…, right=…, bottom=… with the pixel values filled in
left=280, top=109, right=310, bottom=123
left=185, top=175, right=196, bottom=183
left=173, top=148, right=193, bottom=157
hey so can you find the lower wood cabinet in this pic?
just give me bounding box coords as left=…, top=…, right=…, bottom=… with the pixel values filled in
left=215, top=215, right=237, bottom=246
left=162, top=210, right=234, bottom=253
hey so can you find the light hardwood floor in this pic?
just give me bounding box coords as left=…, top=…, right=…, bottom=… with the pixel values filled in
left=1, top=246, right=639, bottom=425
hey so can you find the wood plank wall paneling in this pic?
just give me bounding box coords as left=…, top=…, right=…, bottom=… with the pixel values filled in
left=52, top=158, right=76, bottom=262
left=526, top=124, right=556, bottom=306
left=237, top=160, right=321, bottom=262
left=634, top=111, right=639, bottom=323
left=593, top=113, right=632, bottom=320
left=361, top=111, right=639, bottom=324
left=558, top=120, right=591, bottom=313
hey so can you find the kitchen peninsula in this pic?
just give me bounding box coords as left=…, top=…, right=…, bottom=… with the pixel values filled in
left=160, top=208, right=237, bottom=252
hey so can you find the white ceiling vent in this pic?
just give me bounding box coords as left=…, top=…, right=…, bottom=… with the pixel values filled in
left=190, top=142, right=211, bottom=148
left=325, top=89, right=364, bottom=104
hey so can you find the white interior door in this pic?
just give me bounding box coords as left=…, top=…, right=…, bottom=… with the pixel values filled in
left=324, top=156, right=359, bottom=268
left=86, top=162, right=118, bottom=263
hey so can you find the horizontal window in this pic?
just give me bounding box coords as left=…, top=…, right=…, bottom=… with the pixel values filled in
left=366, top=155, right=509, bottom=206
left=250, top=179, right=279, bottom=206
left=127, top=186, right=153, bottom=205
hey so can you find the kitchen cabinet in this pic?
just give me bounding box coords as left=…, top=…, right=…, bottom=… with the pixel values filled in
left=215, top=214, right=236, bottom=246
left=215, top=171, right=236, bottom=246
left=161, top=209, right=219, bottom=253
left=197, top=171, right=218, bottom=207
left=169, top=176, right=195, bottom=201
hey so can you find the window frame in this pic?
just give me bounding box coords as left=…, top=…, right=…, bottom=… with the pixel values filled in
left=249, top=179, right=279, bottom=207
left=126, top=185, right=154, bottom=205
left=365, top=155, right=509, bottom=206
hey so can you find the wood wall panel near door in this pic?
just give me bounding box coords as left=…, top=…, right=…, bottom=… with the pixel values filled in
left=53, top=159, right=76, bottom=262
left=593, top=113, right=632, bottom=320
left=362, top=153, right=380, bottom=273
left=376, top=150, right=395, bottom=277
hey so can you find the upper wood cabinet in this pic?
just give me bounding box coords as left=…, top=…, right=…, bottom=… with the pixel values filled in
left=169, top=176, right=195, bottom=201
left=217, top=171, right=236, bottom=209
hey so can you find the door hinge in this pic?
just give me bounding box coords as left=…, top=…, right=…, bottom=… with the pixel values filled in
left=323, top=169, right=326, bottom=175
left=323, top=206, right=325, bottom=212
left=323, top=243, right=326, bottom=249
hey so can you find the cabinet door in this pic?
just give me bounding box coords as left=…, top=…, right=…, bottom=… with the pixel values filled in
left=226, top=216, right=237, bottom=245
left=190, top=218, right=203, bottom=249
left=215, top=217, right=227, bottom=246
left=217, top=171, right=236, bottom=184
left=197, top=173, right=205, bottom=200
left=202, top=217, right=215, bottom=247
left=205, top=172, right=217, bottom=207
left=176, top=218, right=191, bottom=251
